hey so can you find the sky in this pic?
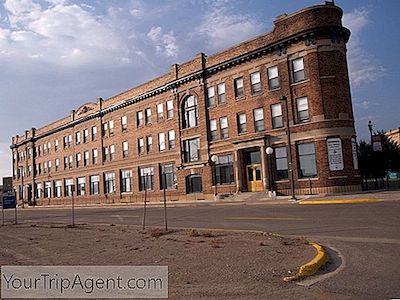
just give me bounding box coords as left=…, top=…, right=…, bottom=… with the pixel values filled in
left=0, top=0, right=399, bottom=182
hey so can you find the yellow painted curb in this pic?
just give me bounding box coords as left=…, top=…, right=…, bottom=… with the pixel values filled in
left=283, top=242, right=328, bottom=282
left=298, top=198, right=382, bottom=205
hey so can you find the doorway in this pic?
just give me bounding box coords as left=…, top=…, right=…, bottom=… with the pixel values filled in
left=247, top=164, right=263, bottom=192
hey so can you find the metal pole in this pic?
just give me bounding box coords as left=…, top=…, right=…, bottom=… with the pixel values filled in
left=14, top=204, right=17, bottom=225
left=142, top=175, right=147, bottom=230
left=72, top=187, right=75, bottom=227
left=1, top=199, right=4, bottom=226
left=163, top=173, right=168, bottom=232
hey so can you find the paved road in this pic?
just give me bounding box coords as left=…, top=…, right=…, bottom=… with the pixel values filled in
left=7, top=200, right=400, bottom=299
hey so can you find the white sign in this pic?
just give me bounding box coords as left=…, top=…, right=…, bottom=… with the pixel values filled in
left=351, top=138, right=359, bottom=170
left=327, top=138, right=344, bottom=171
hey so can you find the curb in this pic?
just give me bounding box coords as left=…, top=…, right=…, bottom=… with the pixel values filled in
left=298, top=198, right=382, bottom=205
left=283, top=242, right=328, bottom=282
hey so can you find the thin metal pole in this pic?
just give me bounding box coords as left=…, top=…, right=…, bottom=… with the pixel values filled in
left=72, top=188, right=75, bottom=227
left=142, top=175, right=147, bottom=230
left=14, top=204, right=17, bottom=225
left=1, top=200, right=4, bottom=226
left=163, top=173, right=168, bottom=232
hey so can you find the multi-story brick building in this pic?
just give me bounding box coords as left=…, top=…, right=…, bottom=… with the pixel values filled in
left=10, top=2, right=361, bottom=206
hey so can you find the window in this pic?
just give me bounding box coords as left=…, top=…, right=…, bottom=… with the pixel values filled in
left=36, top=183, right=42, bottom=199
left=44, top=182, right=51, bottom=198
left=68, top=135, right=72, bottom=147
left=298, top=143, right=317, bottom=178
left=55, top=159, right=59, bottom=172
left=76, top=153, right=81, bottom=167
left=220, top=117, right=229, bottom=139
left=186, top=174, right=202, bottom=193
left=55, top=180, right=62, bottom=198
left=253, top=108, right=265, bottom=132
left=76, top=131, right=81, bottom=145
left=217, top=83, right=226, bottom=104
left=48, top=161, right=52, bottom=173
left=110, top=144, right=115, bottom=161
left=157, top=103, right=164, bottom=121
left=44, top=143, right=47, bottom=154
left=275, top=147, right=288, bottom=180
left=91, top=126, right=97, bottom=141
left=207, top=87, right=215, bottom=107
left=293, top=57, right=305, bottom=82
left=145, top=108, right=152, bottom=124
left=250, top=72, right=261, bottom=94
left=267, top=66, right=280, bottom=90
left=158, top=133, right=166, bottom=151
left=77, top=177, right=86, bottom=196
left=184, top=138, right=200, bottom=163
left=65, top=179, right=74, bottom=197
left=47, top=142, right=51, bottom=153
left=121, top=116, right=128, bottom=132
left=160, top=164, right=177, bottom=189
left=213, top=154, right=234, bottom=185
left=69, top=155, right=73, bottom=169
left=55, top=139, right=59, bottom=151
left=122, top=141, right=129, bottom=158
left=271, top=103, right=283, bottom=128
left=182, top=95, right=198, bottom=128
left=103, top=122, right=108, bottom=136
left=64, top=157, right=68, bottom=169
left=109, top=120, right=114, bottom=135
left=139, top=167, right=154, bottom=191
left=237, top=113, right=247, bottom=134
left=167, top=100, right=174, bottom=119
left=296, top=97, right=309, bottom=123
left=63, top=136, right=67, bottom=148
left=209, top=119, right=217, bottom=141
left=44, top=161, right=47, bottom=173
left=84, top=151, right=89, bottom=166
left=103, top=147, right=109, bottom=162
left=146, top=136, right=153, bottom=153
left=92, top=149, right=98, bottom=164
left=234, top=77, right=244, bottom=98
left=121, top=170, right=132, bottom=193
left=137, top=111, right=144, bottom=127
left=90, top=175, right=100, bottom=195
left=105, top=172, right=116, bottom=194
left=138, top=138, right=144, bottom=155
left=168, top=130, right=175, bottom=149
left=83, top=129, right=89, bottom=143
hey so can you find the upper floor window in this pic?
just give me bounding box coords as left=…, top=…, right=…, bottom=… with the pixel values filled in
left=84, top=151, right=89, bottom=166
left=210, top=119, right=217, bottom=141
left=267, top=66, right=280, bottom=89
left=220, top=117, right=229, bottom=139
left=234, top=77, right=244, bottom=98
left=121, top=116, right=128, bottom=132
left=145, top=108, right=152, bottom=124
left=237, top=113, right=247, bottom=134
left=253, top=108, right=265, bottom=132
left=91, top=126, right=97, bottom=141
left=250, top=72, right=261, bottom=94
left=92, top=149, right=98, bottom=164
left=271, top=103, right=283, bottom=129
left=55, top=140, right=59, bottom=151
left=76, top=132, right=81, bottom=145
left=293, top=57, right=305, bottom=83
left=158, top=133, right=166, bottom=151
left=137, top=111, right=144, bottom=127
left=83, top=129, right=89, bottom=143
left=109, top=120, right=114, bottom=135
left=168, top=130, right=175, bottom=149
left=138, top=138, right=144, bottom=155
left=109, top=144, right=115, bottom=161
left=182, top=95, right=198, bottom=129
left=184, top=138, right=200, bottom=163
left=207, top=87, right=215, bottom=107
left=296, top=97, right=309, bottom=123
left=122, top=141, right=129, bottom=158
left=167, top=100, right=174, bottom=119
left=68, top=135, right=72, bottom=147
left=217, top=83, right=226, bottom=104
left=157, top=103, right=164, bottom=121
left=146, top=136, right=153, bottom=153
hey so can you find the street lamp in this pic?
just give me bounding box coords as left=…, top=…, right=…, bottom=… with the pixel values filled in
left=368, top=120, right=373, bottom=145
left=280, top=95, right=297, bottom=200
left=265, top=147, right=274, bottom=193
left=211, top=155, right=218, bottom=198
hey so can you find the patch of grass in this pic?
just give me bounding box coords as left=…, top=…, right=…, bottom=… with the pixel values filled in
left=188, top=229, right=200, bottom=237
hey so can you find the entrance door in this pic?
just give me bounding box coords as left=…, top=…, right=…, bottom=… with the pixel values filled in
left=247, top=164, right=263, bottom=192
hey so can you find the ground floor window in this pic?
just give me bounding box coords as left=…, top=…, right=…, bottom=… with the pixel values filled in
left=139, top=167, right=154, bottom=191
left=65, top=179, right=74, bottom=197
left=121, top=170, right=132, bottom=192
left=90, top=175, right=100, bottom=195
left=298, top=142, right=317, bottom=178
left=77, top=177, right=86, bottom=196
left=275, top=146, right=288, bottom=180
left=105, top=173, right=116, bottom=194
left=186, top=174, right=202, bottom=193
left=213, top=154, right=234, bottom=185
left=55, top=181, right=62, bottom=197
left=36, top=183, right=42, bottom=199
left=44, top=182, right=51, bottom=198
left=160, top=164, right=177, bottom=189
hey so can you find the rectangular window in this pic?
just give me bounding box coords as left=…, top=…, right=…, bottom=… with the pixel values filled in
left=220, top=116, right=229, bottom=139
left=55, top=159, right=59, bottom=172
left=44, top=161, right=47, bottom=173
left=217, top=83, right=226, bottom=104
left=298, top=143, right=317, bottom=178
left=91, top=126, right=97, bottom=141
left=253, top=108, right=265, bottom=132
left=109, top=120, right=114, bottom=135
left=250, top=72, right=261, bottom=94
left=55, top=180, right=62, bottom=198
left=105, top=172, right=116, bottom=194
left=210, top=119, right=217, bottom=141
left=167, top=100, right=174, bottom=119
left=48, top=161, right=52, bottom=173
left=65, top=179, right=74, bottom=197
left=90, top=175, right=100, bottom=195
left=139, top=167, right=154, bottom=191
left=68, top=135, right=72, bottom=147
left=296, top=97, right=309, bottom=123
left=103, top=122, right=108, bottom=136
left=55, top=139, right=59, bottom=151
left=84, top=151, right=89, bottom=166
left=44, top=182, right=51, bottom=198
left=83, top=129, right=89, bottom=143
left=168, top=130, right=175, bottom=149
left=103, top=147, right=109, bottom=162
left=145, top=108, right=152, bottom=124
left=64, top=157, right=68, bottom=170
left=110, top=144, right=115, bottom=161
left=146, top=136, right=153, bottom=153
left=122, top=141, right=129, bottom=158
left=160, top=164, right=177, bottom=189
left=92, top=149, right=98, bottom=164
left=267, top=66, right=280, bottom=90
left=275, top=146, right=288, bottom=180
left=237, top=113, right=247, bottom=134
left=157, top=103, right=164, bottom=121
left=184, top=138, right=200, bottom=163
left=137, top=111, right=143, bottom=127
left=47, top=142, right=51, bottom=153
left=121, top=170, right=132, bottom=193
left=158, top=133, right=166, bottom=151
left=138, top=138, right=144, bottom=155
left=76, top=132, right=81, bottom=145
left=69, top=155, right=73, bottom=169
left=77, top=177, right=86, bottom=196
left=121, top=116, right=128, bottom=131
left=271, top=103, right=283, bottom=128
left=43, top=143, right=47, bottom=154
left=76, top=152, right=81, bottom=167
left=213, top=154, right=234, bottom=185
left=234, top=77, right=244, bottom=98
left=207, top=87, right=215, bottom=107
left=293, top=57, right=305, bottom=83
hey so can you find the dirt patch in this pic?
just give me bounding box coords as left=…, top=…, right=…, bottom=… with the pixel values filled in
left=0, top=223, right=345, bottom=299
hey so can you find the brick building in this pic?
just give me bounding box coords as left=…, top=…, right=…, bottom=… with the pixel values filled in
left=385, top=128, right=400, bottom=145
left=10, top=2, right=361, bottom=206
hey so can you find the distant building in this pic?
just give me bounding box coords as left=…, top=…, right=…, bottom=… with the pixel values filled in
left=385, top=128, right=400, bottom=145
left=10, top=2, right=361, bottom=206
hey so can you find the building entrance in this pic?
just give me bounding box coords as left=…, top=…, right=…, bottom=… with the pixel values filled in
left=242, top=147, right=264, bottom=192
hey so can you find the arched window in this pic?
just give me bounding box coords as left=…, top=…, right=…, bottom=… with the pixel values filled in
left=186, top=174, right=203, bottom=193
left=182, top=95, right=198, bottom=129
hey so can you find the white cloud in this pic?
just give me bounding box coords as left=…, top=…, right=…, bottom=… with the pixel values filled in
left=343, top=8, right=385, bottom=86
left=147, top=26, right=178, bottom=57
left=355, top=99, right=370, bottom=109
left=195, top=1, right=264, bottom=51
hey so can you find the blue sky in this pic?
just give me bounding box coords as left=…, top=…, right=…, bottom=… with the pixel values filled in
left=0, top=0, right=399, bottom=181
